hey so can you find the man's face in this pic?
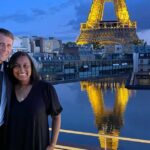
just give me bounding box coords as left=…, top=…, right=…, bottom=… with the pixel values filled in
left=0, top=33, right=13, bottom=63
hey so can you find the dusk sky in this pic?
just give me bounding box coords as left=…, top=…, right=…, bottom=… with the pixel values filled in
left=0, top=0, right=150, bottom=43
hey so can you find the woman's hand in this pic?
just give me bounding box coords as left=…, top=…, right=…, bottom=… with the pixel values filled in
left=46, top=144, right=55, bottom=150
left=46, top=114, right=61, bottom=150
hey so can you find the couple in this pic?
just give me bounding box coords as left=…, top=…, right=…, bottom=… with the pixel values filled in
left=0, top=28, right=63, bottom=150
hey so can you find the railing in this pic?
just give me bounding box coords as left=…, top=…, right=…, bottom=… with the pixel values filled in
left=49, top=128, right=150, bottom=150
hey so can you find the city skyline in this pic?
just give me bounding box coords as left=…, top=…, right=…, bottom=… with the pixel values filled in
left=0, top=0, right=150, bottom=43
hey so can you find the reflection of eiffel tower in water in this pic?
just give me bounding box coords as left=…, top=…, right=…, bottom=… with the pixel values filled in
left=76, top=0, right=139, bottom=45
left=81, top=80, right=131, bottom=150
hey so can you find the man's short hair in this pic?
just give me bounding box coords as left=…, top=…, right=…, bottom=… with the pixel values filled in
left=0, top=28, right=14, bottom=40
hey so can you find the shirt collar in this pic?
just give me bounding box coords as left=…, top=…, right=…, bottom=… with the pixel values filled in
left=0, top=63, right=4, bottom=72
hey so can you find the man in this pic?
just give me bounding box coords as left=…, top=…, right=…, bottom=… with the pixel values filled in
left=0, top=28, right=14, bottom=149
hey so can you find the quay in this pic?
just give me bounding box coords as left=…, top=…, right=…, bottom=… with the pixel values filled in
left=37, top=58, right=133, bottom=84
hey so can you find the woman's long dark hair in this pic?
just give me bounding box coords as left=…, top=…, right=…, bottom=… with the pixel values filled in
left=8, top=51, right=40, bottom=84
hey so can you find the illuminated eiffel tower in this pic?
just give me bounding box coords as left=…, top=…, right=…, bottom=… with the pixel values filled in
left=81, top=80, right=131, bottom=150
left=76, top=0, right=139, bottom=45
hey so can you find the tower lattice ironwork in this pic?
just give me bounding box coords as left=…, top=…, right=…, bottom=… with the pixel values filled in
left=76, top=0, right=139, bottom=45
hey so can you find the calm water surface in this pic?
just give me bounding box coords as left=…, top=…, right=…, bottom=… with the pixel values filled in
left=52, top=78, right=150, bottom=150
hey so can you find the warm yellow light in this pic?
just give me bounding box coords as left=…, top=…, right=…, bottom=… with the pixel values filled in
left=76, top=0, right=137, bottom=45
left=80, top=81, right=131, bottom=150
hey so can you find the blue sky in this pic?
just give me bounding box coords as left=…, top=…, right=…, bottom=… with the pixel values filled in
left=0, top=0, right=150, bottom=43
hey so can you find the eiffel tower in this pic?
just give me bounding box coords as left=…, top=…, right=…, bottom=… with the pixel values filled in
left=76, top=0, right=139, bottom=45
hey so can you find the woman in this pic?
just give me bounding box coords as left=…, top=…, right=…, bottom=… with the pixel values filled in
left=6, top=51, right=63, bottom=150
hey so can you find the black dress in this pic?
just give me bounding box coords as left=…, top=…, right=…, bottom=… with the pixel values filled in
left=6, top=80, right=63, bottom=150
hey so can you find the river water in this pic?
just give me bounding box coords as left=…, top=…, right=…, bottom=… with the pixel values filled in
left=52, top=77, right=150, bottom=150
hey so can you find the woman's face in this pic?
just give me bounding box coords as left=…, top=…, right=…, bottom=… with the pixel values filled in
left=13, top=55, right=32, bottom=85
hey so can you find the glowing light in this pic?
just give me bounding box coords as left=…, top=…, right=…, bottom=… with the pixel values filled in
left=80, top=81, right=131, bottom=150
